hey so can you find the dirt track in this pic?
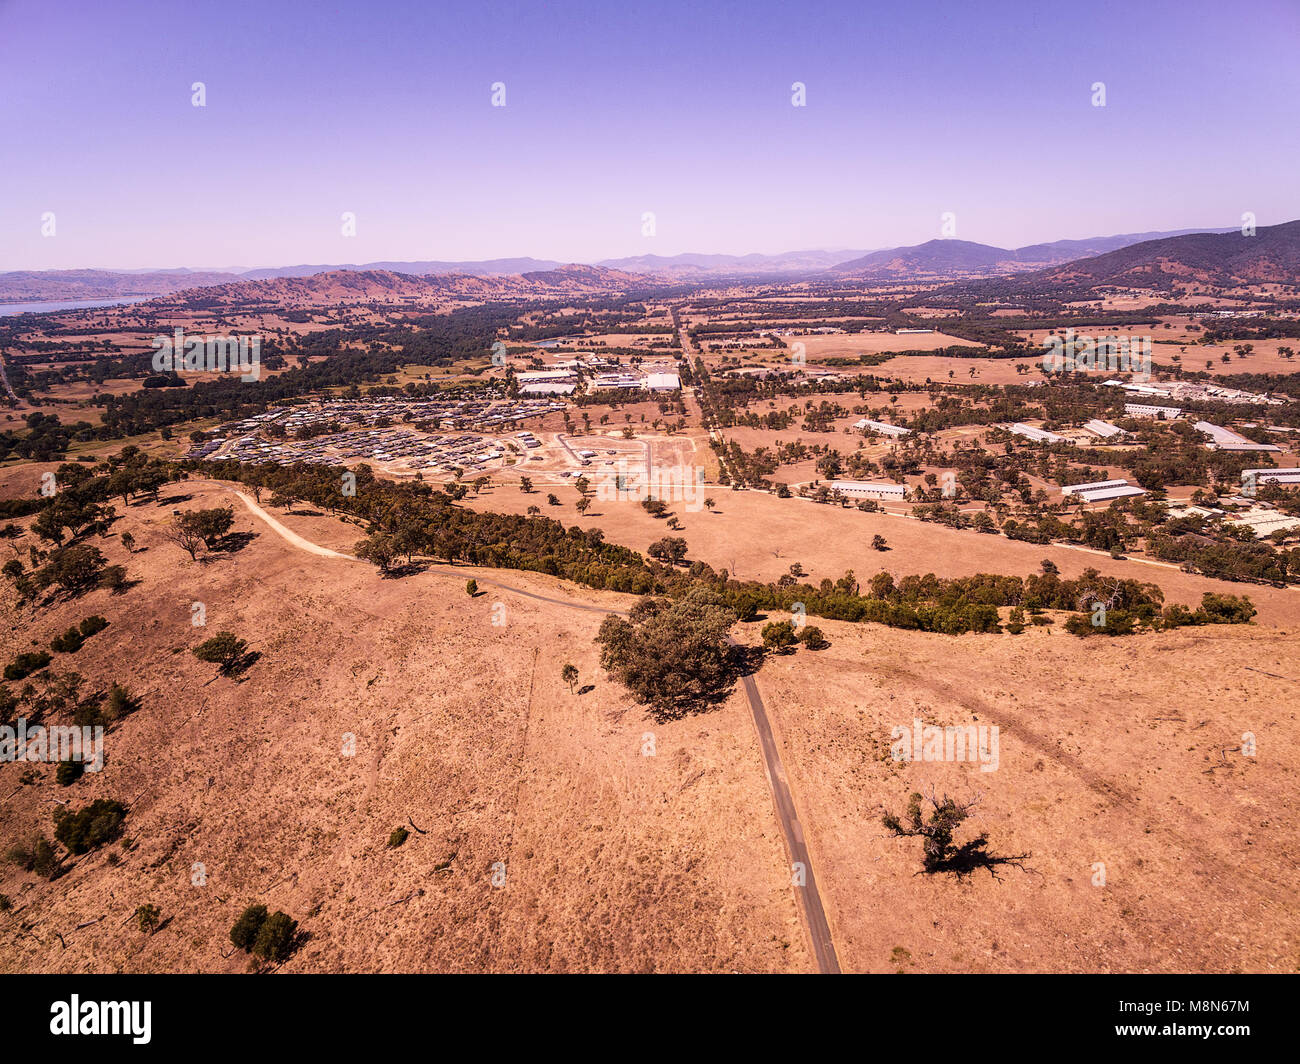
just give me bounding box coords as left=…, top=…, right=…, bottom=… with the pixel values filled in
left=224, top=483, right=842, bottom=972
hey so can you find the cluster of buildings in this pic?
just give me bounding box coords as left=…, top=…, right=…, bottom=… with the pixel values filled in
left=514, top=361, right=681, bottom=396
left=1104, top=378, right=1281, bottom=407
left=587, top=367, right=681, bottom=393
left=215, top=395, right=564, bottom=438
left=1004, top=420, right=1128, bottom=445
left=207, top=427, right=512, bottom=473
left=184, top=395, right=565, bottom=472
left=1169, top=501, right=1300, bottom=540
left=516, top=369, right=579, bottom=396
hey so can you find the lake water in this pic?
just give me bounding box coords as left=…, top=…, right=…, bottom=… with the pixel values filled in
left=0, top=295, right=155, bottom=317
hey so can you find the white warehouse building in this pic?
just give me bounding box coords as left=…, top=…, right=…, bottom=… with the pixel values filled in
left=1243, top=467, right=1300, bottom=485
left=1124, top=403, right=1182, bottom=419
left=645, top=371, right=681, bottom=391
left=1195, top=421, right=1281, bottom=452
left=1061, top=478, right=1147, bottom=504
left=1083, top=418, right=1125, bottom=439
left=854, top=418, right=911, bottom=437
left=829, top=480, right=907, bottom=499
left=1009, top=422, right=1070, bottom=444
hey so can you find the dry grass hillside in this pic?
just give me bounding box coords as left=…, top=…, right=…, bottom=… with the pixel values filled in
left=1, top=474, right=1295, bottom=972
left=0, top=479, right=806, bottom=973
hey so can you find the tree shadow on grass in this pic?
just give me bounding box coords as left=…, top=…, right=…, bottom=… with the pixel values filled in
left=380, top=560, right=434, bottom=578
left=226, top=649, right=261, bottom=679
left=922, top=838, right=1032, bottom=881
left=206, top=531, right=258, bottom=555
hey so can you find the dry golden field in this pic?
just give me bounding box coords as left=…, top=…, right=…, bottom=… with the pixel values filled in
left=1, top=477, right=1295, bottom=973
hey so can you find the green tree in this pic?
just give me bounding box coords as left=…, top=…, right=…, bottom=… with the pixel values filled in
left=135, top=903, right=162, bottom=935
left=53, top=798, right=127, bottom=854
left=44, top=544, right=108, bottom=592
left=647, top=536, right=688, bottom=565
left=354, top=533, right=398, bottom=573
left=180, top=507, right=235, bottom=549
left=252, top=911, right=299, bottom=963
left=230, top=904, right=268, bottom=952
left=595, top=587, right=738, bottom=719
left=192, top=632, right=250, bottom=675
left=799, top=625, right=828, bottom=650
left=761, top=620, right=798, bottom=652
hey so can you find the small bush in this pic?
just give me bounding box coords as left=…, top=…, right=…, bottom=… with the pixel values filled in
left=230, top=904, right=268, bottom=952
left=135, top=903, right=162, bottom=934
left=387, top=827, right=409, bottom=848
left=53, top=799, right=127, bottom=854
left=761, top=620, right=798, bottom=652
left=32, top=838, right=60, bottom=879
left=5, top=840, right=36, bottom=871
left=55, top=759, right=84, bottom=786
left=192, top=632, right=249, bottom=674
left=51, top=627, right=86, bottom=654
left=5, top=651, right=52, bottom=682
left=104, top=683, right=137, bottom=724
left=79, top=615, right=109, bottom=637
left=252, top=911, right=298, bottom=963
left=71, top=683, right=138, bottom=730
left=799, top=625, right=828, bottom=650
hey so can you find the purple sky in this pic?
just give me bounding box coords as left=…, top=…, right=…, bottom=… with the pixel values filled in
left=1, top=0, right=1297, bottom=270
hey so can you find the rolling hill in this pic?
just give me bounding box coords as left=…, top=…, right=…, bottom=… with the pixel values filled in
left=1038, top=220, right=1300, bottom=288
left=150, top=264, right=652, bottom=308
left=827, top=228, right=1239, bottom=281
left=3, top=224, right=1280, bottom=304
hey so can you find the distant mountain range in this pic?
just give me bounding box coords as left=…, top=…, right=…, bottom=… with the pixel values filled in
left=593, top=249, right=877, bottom=277
left=825, top=228, right=1236, bottom=280
left=1035, top=221, right=1300, bottom=288
left=238, top=257, right=566, bottom=281
left=150, top=264, right=650, bottom=307
left=0, top=268, right=249, bottom=303
left=2, top=224, right=1291, bottom=303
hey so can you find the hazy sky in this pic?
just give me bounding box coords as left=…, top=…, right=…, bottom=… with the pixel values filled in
left=1, top=0, right=1296, bottom=270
